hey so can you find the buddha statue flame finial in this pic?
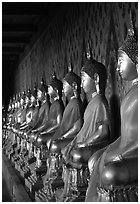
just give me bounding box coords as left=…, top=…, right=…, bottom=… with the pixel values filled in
left=86, top=40, right=93, bottom=60
left=68, top=57, right=72, bottom=72
left=52, top=71, right=57, bottom=79
left=128, top=10, right=135, bottom=36
left=41, top=77, right=44, bottom=85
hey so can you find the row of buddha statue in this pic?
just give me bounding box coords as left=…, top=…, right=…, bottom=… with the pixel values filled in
left=2, top=26, right=138, bottom=202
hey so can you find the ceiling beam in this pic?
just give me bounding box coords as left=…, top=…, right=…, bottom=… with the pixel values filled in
left=3, top=55, right=18, bottom=60
left=3, top=24, right=37, bottom=33
left=2, top=47, right=24, bottom=53
left=2, top=62, right=16, bottom=67
left=3, top=36, right=30, bottom=44
left=2, top=2, right=48, bottom=15
left=2, top=53, right=19, bottom=58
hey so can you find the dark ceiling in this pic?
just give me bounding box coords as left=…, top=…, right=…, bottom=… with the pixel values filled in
left=2, top=2, right=67, bottom=106
left=2, top=2, right=65, bottom=69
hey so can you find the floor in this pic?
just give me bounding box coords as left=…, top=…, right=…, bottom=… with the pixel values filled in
left=2, top=174, right=12, bottom=202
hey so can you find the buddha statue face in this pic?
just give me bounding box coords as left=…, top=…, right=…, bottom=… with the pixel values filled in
left=117, top=50, right=137, bottom=81
left=15, top=102, right=18, bottom=109
left=8, top=105, right=11, bottom=111
left=31, top=95, right=36, bottom=105
left=17, top=101, right=20, bottom=109
left=12, top=103, right=15, bottom=109
left=25, top=96, right=30, bottom=105
left=48, top=85, right=58, bottom=102
left=37, top=89, right=44, bottom=101
left=48, top=85, right=55, bottom=97
left=81, top=71, right=96, bottom=94
left=63, top=80, right=73, bottom=97
left=20, top=98, right=24, bottom=106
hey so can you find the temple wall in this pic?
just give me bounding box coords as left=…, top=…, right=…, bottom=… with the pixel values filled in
left=14, top=2, right=138, bottom=141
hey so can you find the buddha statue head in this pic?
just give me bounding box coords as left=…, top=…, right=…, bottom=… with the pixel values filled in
left=31, top=85, right=38, bottom=106
left=20, top=91, right=26, bottom=107
left=48, top=72, right=63, bottom=102
left=37, top=78, right=48, bottom=102
left=11, top=95, right=16, bottom=110
left=14, top=94, right=19, bottom=110
left=81, top=59, right=107, bottom=96
left=25, top=89, right=31, bottom=107
left=117, top=26, right=138, bottom=81
left=63, top=61, right=81, bottom=100
left=17, top=93, right=21, bottom=109
left=8, top=98, right=12, bottom=112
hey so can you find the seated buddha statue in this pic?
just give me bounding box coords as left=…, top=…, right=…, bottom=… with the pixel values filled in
left=17, top=91, right=27, bottom=131
left=28, top=78, right=50, bottom=142
left=85, top=27, right=138, bottom=202
left=23, top=80, right=50, bottom=187
left=10, top=93, right=24, bottom=160
left=28, top=74, right=64, bottom=181
left=19, top=89, right=32, bottom=132
left=5, top=98, right=13, bottom=128
left=34, top=74, right=64, bottom=166
left=10, top=95, right=18, bottom=131
left=13, top=88, right=39, bottom=165
left=7, top=95, right=20, bottom=159
left=35, top=63, right=84, bottom=202
left=17, top=86, right=43, bottom=175
left=2, top=101, right=11, bottom=146
left=14, top=90, right=33, bottom=168
left=49, top=62, right=83, bottom=151
left=12, top=92, right=27, bottom=135
left=59, top=55, right=111, bottom=201
left=3, top=98, right=15, bottom=152
left=35, top=73, right=64, bottom=145
left=20, top=85, right=39, bottom=136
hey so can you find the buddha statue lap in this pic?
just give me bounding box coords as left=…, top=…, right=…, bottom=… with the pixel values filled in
left=85, top=27, right=138, bottom=202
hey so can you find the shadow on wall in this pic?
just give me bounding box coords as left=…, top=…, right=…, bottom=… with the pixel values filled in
left=109, top=56, right=121, bottom=143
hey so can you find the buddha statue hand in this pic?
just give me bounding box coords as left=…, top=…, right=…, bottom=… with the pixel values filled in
left=101, top=157, right=138, bottom=190
left=46, top=138, right=51, bottom=149
left=70, top=141, right=109, bottom=168
left=32, top=129, right=37, bottom=133
left=49, top=140, right=61, bottom=155
left=76, top=142, right=86, bottom=148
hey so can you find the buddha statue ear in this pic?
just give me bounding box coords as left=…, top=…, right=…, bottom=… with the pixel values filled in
left=94, top=73, right=100, bottom=94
